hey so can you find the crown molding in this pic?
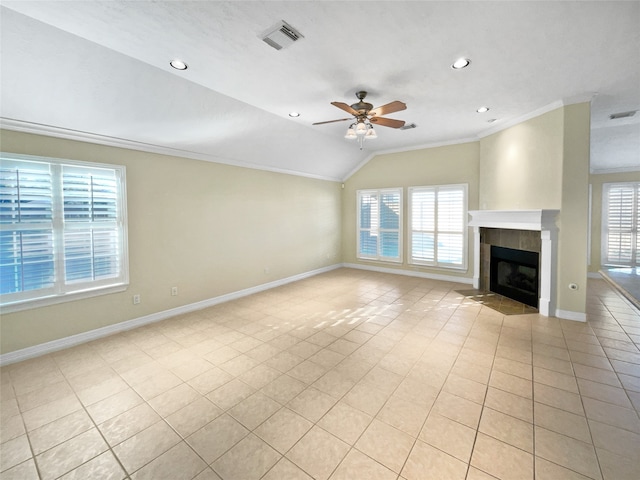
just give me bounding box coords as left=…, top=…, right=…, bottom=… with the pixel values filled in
left=478, top=100, right=565, bottom=138
left=0, top=118, right=342, bottom=183
left=341, top=136, right=479, bottom=181
left=342, top=98, right=600, bottom=182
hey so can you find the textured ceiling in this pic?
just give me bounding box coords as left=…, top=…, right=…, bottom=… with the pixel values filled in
left=1, top=1, right=639, bottom=180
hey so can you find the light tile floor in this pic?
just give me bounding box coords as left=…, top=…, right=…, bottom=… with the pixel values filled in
left=1, top=268, right=639, bottom=480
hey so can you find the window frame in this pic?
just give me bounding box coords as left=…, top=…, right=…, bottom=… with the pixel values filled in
left=356, top=188, right=403, bottom=263
left=601, top=181, right=639, bottom=267
left=1, top=152, right=129, bottom=313
left=408, top=183, right=468, bottom=270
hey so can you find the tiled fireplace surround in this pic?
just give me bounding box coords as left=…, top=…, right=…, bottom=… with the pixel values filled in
left=468, top=210, right=560, bottom=317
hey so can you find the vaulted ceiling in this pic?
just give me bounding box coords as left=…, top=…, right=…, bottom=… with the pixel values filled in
left=1, top=1, right=638, bottom=181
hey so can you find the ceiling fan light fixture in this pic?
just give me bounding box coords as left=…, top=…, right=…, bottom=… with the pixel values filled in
left=355, top=122, right=368, bottom=135
left=169, top=59, right=188, bottom=70
left=365, top=127, right=377, bottom=139
left=452, top=58, right=471, bottom=69
left=345, top=126, right=357, bottom=139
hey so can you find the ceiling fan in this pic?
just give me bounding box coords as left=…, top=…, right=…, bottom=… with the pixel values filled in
left=313, top=91, right=407, bottom=149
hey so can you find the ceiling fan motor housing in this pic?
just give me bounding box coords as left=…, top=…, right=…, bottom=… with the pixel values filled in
left=352, top=91, right=373, bottom=114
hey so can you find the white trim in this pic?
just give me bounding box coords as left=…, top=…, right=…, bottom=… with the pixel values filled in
left=555, top=309, right=587, bottom=322
left=591, top=165, right=640, bottom=175
left=342, top=262, right=473, bottom=285
left=468, top=209, right=560, bottom=231
left=0, top=118, right=342, bottom=183
left=476, top=100, right=560, bottom=138
left=0, top=284, right=128, bottom=314
left=0, top=264, right=342, bottom=366
left=587, top=183, right=593, bottom=267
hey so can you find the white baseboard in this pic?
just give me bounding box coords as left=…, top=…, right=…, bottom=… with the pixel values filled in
left=342, top=262, right=474, bottom=285
left=555, top=309, right=587, bottom=322
left=0, top=264, right=342, bottom=366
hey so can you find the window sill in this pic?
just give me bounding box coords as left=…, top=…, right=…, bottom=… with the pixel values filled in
left=409, top=263, right=467, bottom=272
left=0, top=283, right=129, bottom=314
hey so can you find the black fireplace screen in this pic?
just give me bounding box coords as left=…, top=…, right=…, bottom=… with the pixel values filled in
left=490, top=245, right=539, bottom=308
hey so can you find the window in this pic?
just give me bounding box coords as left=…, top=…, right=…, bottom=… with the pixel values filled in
left=409, top=184, right=467, bottom=269
left=1, top=153, right=128, bottom=311
left=602, top=182, right=639, bottom=267
left=357, top=189, right=402, bottom=262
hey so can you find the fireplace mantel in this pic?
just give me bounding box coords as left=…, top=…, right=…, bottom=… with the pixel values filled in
left=468, top=210, right=559, bottom=317
left=468, top=209, right=559, bottom=231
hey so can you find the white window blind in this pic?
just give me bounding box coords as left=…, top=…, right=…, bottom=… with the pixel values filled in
left=603, top=182, right=639, bottom=267
left=1, top=153, right=128, bottom=311
left=357, top=188, right=402, bottom=262
left=409, top=184, right=467, bottom=269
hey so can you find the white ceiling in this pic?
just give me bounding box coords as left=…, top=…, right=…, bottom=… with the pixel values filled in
left=1, top=1, right=639, bottom=181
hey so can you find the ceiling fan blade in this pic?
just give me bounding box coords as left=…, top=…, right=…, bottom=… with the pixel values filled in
left=370, top=117, right=406, bottom=128
left=369, top=101, right=407, bottom=117
left=331, top=101, right=360, bottom=116
left=312, top=118, right=352, bottom=125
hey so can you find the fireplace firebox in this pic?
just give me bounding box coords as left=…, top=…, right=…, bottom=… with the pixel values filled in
left=490, top=246, right=539, bottom=308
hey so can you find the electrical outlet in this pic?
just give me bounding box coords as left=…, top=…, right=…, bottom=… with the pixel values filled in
left=133, top=294, right=141, bottom=305
left=171, top=286, right=178, bottom=296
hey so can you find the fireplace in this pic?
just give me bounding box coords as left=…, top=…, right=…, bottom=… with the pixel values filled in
left=468, top=210, right=559, bottom=317
left=490, top=246, right=539, bottom=308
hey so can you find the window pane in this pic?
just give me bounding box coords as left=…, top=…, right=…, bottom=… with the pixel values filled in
left=380, top=193, right=400, bottom=229
left=359, top=193, right=378, bottom=229
left=412, top=232, right=435, bottom=262
left=607, top=232, right=632, bottom=263
left=359, top=231, right=378, bottom=257
left=64, top=228, right=120, bottom=283
left=63, top=168, right=118, bottom=222
left=438, top=188, right=464, bottom=232
left=411, top=190, right=434, bottom=231
left=438, top=233, right=464, bottom=265
left=93, top=229, right=120, bottom=279
left=0, top=165, right=52, bottom=224
left=380, top=232, right=399, bottom=259
left=0, top=229, right=54, bottom=294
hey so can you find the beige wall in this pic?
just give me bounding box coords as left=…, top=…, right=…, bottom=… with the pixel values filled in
left=479, top=108, right=564, bottom=210
left=556, top=103, right=591, bottom=314
left=589, top=170, right=640, bottom=273
left=342, top=142, right=481, bottom=279
left=0, top=130, right=342, bottom=353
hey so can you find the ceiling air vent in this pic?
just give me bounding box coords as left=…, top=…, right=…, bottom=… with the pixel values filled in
left=609, top=110, right=636, bottom=120
left=261, top=21, right=304, bottom=50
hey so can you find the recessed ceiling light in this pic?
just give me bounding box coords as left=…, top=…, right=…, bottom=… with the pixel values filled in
left=170, top=59, right=188, bottom=70
left=288, top=112, right=301, bottom=118
left=476, top=106, right=490, bottom=113
left=452, top=58, right=471, bottom=69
